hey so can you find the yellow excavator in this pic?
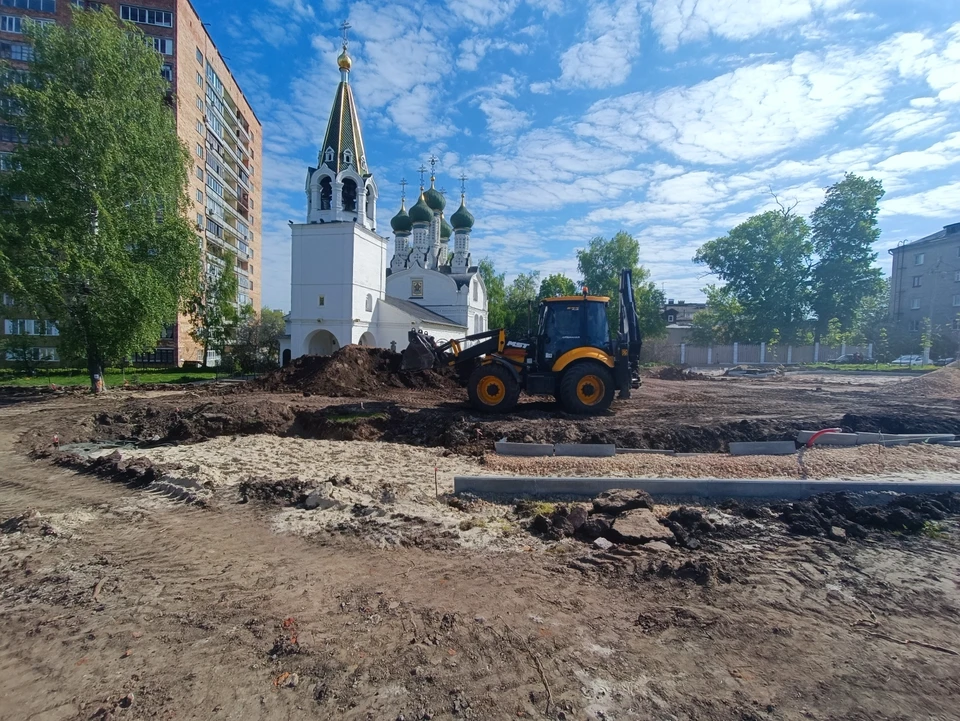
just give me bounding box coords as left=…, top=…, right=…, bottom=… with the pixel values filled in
left=401, top=269, right=642, bottom=414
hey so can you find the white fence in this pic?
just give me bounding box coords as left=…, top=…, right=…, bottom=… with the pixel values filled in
left=641, top=341, right=873, bottom=366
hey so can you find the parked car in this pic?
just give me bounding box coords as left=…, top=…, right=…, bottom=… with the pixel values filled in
left=890, top=355, right=925, bottom=365
left=934, top=357, right=956, bottom=366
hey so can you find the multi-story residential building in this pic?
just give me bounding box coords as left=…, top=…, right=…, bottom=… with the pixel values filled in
left=0, top=0, right=262, bottom=368
left=889, top=222, right=960, bottom=342
left=662, top=299, right=708, bottom=326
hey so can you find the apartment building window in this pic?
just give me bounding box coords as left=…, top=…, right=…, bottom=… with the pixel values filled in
left=0, top=42, right=34, bottom=62
left=120, top=4, right=172, bottom=27
left=196, top=71, right=202, bottom=87
left=195, top=96, right=203, bottom=111
left=195, top=189, right=203, bottom=203
left=912, top=275, right=922, bottom=287
left=317, top=295, right=325, bottom=307
left=2, top=293, right=14, bottom=305
left=206, top=176, right=223, bottom=198
left=914, top=252, right=925, bottom=265
left=196, top=47, right=202, bottom=63
left=206, top=218, right=223, bottom=238
left=35, top=319, right=57, bottom=335
left=955, top=270, right=960, bottom=282
left=0, top=152, right=16, bottom=170
left=195, top=166, right=203, bottom=181
left=911, top=298, right=921, bottom=310
left=954, top=295, right=960, bottom=307
left=909, top=320, right=921, bottom=332
left=196, top=120, right=202, bottom=135
left=1, top=0, right=56, bottom=12
left=147, top=36, right=173, bottom=55
left=0, top=125, right=26, bottom=143
left=160, top=64, right=172, bottom=82
left=205, top=63, right=223, bottom=95
left=4, top=318, right=33, bottom=334
left=1, top=15, right=22, bottom=32
left=195, top=212, right=202, bottom=228
left=195, top=143, right=203, bottom=158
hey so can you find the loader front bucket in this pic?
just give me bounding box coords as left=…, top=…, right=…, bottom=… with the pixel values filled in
left=401, top=332, right=438, bottom=371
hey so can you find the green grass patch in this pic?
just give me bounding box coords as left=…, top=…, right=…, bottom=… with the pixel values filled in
left=514, top=500, right=557, bottom=518
left=0, top=367, right=220, bottom=388
left=922, top=521, right=947, bottom=540
left=801, top=363, right=938, bottom=372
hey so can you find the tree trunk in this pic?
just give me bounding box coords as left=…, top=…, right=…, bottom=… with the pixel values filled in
left=87, top=347, right=104, bottom=394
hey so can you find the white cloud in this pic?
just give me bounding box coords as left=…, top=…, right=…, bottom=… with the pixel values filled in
left=529, top=81, right=552, bottom=94
left=574, top=35, right=949, bottom=164
left=865, top=108, right=949, bottom=142
left=447, top=0, right=520, bottom=27
left=476, top=97, right=530, bottom=140
left=556, top=0, right=642, bottom=88
left=881, top=181, right=960, bottom=218
left=267, top=0, right=316, bottom=20
left=651, top=0, right=851, bottom=50
left=457, top=37, right=528, bottom=71
left=874, top=133, right=960, bottom=175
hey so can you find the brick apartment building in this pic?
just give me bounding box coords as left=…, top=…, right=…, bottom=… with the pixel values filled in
left=0, top=0, right=262, bottom=367
left=889, top=222, right=960, bottom=344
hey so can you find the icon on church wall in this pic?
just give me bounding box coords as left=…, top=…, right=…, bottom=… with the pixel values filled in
left=411, top=278, right=424, bottom=298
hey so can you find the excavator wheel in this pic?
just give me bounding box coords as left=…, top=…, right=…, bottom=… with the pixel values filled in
left=467, top=364, right=520, bottom=413
left=559, top=362, right=615, bottom=415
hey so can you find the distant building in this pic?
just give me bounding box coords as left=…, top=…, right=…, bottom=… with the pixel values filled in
left=0, top=1, right=262, bottom=367
left=662, top=299, right=707, bottom=326
left=888, top=223, right=960, bottom=340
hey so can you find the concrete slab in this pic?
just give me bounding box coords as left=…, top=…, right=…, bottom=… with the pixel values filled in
left=553, top=443, right=616, bottom=457
left=729, top=441, right=797, bottom=456
left=935, top=441, right=960, bottom=447
left=454, top=475, right=960, bottom=500
left=617, top=449, right=677, bottom=456
left=493, top=441, right=554, bottom=457
left=880, top=435, right=956, bottom=447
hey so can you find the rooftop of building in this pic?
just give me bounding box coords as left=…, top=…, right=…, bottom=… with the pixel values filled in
left=889, top=222, right=960, bottom=253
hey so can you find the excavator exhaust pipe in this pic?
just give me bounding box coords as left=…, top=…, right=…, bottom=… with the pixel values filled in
left=401, top=331, right=439, bottom=372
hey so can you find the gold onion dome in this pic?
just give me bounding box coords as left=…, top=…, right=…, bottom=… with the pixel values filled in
left=409, top=192, right=434, bottom=224
left=337, top=48, right=352, bottom=71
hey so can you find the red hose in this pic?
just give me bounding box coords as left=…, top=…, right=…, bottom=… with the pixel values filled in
left=806, top=427, right=843, bottom=448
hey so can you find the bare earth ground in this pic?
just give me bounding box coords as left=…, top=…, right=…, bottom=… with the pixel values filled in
left=1, top=371, right=960, bottom=720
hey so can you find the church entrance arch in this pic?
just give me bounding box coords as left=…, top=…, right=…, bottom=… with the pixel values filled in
left=359, top=331, right=376, bottom=347
left=306, top=329, right=339, bottom=356
left=282, top=349, right=291, bottom=366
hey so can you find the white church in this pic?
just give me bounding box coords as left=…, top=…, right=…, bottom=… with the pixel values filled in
left=279, top=36, right=488, bottom=365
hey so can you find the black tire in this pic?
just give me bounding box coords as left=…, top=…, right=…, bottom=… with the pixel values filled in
left=559, top=362, right=615, bottom=414
left=467, top=364, right=520, bottom=413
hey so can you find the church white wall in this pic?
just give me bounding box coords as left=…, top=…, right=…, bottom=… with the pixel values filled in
left=386, top=268, right=468, bottom=326
left=288, top=221, right=386, bottom=357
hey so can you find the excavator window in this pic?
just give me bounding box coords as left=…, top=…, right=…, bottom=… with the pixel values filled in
left=538, top=300, right=610, bottom=361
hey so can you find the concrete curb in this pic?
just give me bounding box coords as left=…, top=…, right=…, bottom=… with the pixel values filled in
left=453, top=475, right=960, bottom=500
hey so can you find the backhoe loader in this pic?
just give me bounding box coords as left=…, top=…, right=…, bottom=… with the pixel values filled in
left=401, top=269, right=642, bottom=414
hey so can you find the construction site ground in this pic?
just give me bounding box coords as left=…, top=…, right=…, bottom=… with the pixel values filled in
left=2, top=361, right=960, bottom=720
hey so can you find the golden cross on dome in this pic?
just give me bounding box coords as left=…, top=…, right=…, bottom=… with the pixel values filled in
left=418, top=165, right=426, bottom=189
left=340, top=20, right=351, bottom=48
left=399, top=178, right=407, bottom=201
left=459, top=173, right=467, bottom=195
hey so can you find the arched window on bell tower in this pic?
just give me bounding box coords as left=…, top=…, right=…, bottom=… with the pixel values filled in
left=324, top=147, right=334, bottom=164
left=319, top=176, right=332, bottom=210
left=342, top=178, right=357, bottom=212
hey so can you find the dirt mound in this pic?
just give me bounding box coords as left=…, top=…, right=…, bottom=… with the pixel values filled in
left=255, top=345, right=460, bottom=397
left=656, top=365, right=707, bottom=381
left=889, top=363, right=960, bottom=398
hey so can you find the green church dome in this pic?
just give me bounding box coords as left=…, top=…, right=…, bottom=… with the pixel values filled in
left=440, top=217, right=452, bottom=240
left=409, top=192, right=433, bottom=224
left=390, top=201, right=412, bottom=233
left=423, top=179, right=446, bottom=212
left=450, top=196, right=474, bottom=230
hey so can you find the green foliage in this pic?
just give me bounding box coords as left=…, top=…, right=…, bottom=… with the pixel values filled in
left=576, top=231, right=666, bottom=339
left=0, top=366, right=218, bottom=387
left=694, top=207, right=812, bottom=343
left=0, top=9, right=200, bottom=390
left=538, top=273, right=576, bottom=299
left=188, top=252, right=239, bottom=366
left=922, top=521, right=946, bottom=540
left=478, top=258, right=507, bottom=331
left=689, top=285, right=748, bottom=345
left=811, top=174, right=885, bottom=337
left=232, top=306, right=287, bottom=372
left=504, top=271, right=540, bottom=338
left=0, top=334, right=40, bottom=375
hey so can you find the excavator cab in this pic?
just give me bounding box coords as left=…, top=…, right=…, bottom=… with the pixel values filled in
left=536, top=296, right=610, bottom=369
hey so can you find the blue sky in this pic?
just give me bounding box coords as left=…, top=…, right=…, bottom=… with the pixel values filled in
left=195, top=0, right=960, bottom=311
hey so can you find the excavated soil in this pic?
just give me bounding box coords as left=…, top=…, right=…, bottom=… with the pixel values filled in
left=255, top=345, right=461, bottom=398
